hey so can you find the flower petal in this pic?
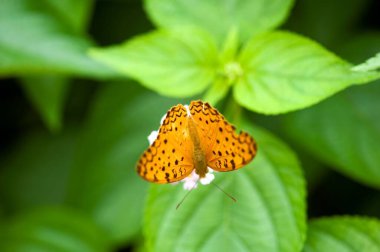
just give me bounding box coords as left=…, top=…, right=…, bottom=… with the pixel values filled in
left=200, top=173, right=215, bottom=185
left=148, top=130, right=158, bottom=145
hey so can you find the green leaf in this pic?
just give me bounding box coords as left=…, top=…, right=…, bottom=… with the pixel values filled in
left=283, top=34, right=380, bottom=188
left=352, top=52, right=380, bottom=72
left=0, top=0, right=115, bottom=78
left=40, top=0, right=94, bottom=32
left=303, top=217, right=380, bottom=252
left=21, top=76, right=69, bottom=132
left=220, top=28, right=240, bottom=63
left=144, top=124, right=306, bottom=252
left=0, top=130, right=77, bottom=213
left=234, top=31, right=380, bottom=114
left=0, top=207, right=110, bottom=252
left=144, top=0, right=294, bottom=43
left=15, top=0, right=94, bottom=132
left=283, top=82, right=380, bottom=188
left=90, top=27, right=218, bottom=97
left=67, top=83, right=184, bottom=244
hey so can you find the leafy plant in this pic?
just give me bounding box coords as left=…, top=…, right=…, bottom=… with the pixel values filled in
left=0, top=0, right=379, bottom=252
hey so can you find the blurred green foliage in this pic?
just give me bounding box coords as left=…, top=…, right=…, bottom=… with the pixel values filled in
left=0, top=0, right=380, bottom=252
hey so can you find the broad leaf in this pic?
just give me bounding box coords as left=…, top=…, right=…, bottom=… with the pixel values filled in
left=90, top=27, right=218, bottom=97
left=284, top=82, right=380, bottom=188
left=234, top=31, right=380, bottom=114
left=67, top=83, right=183, bottom=244
left=283, top=34, right=380, bottom=188
left=0, top=0, right=115, bottom=77
left=144, top=0, right=294, bottom=43
left=0, top=207, right=110, bottom=252
left=21, top=76, right=69, bottom=132
left=303, top=217, right=380, bottom=252
left=145, top=124, right=306, bottom=252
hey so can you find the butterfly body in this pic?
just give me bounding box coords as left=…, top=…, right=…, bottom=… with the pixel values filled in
left=137, top=101, right=257, bottom=184
left=187, top=116, right=208, bottom=178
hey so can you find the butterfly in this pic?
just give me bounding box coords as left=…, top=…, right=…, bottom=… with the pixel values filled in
left=136, top=100, right=257, bottom=184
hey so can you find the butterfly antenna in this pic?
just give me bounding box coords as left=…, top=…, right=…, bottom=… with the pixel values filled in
left=176, top=182, right=198, bottom=210
left=211, top=181, right=237, bottom=203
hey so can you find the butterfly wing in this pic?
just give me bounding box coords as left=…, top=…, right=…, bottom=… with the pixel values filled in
left=137, top=104, right=194, bottom=183
left=189, top=101, right=257, bottom=172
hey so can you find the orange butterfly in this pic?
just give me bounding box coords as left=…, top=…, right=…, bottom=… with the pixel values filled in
left=136, top=100, right=257, bottom=184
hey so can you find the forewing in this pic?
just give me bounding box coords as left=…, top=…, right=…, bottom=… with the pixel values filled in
left=189, top=100, right=257, bottom=172
left=137, top=104, right=194, bottom=183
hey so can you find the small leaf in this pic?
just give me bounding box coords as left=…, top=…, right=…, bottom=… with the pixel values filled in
left=0, top=207, right=110, bottom=252
left=21, top=76, right=69, bottom=132
left=220, top=28, right=240, bottom=63
left=144, top=0, right=294, bottom=43
left=303, top=217, right=380, bottom=252
left=90, top=27, right=218, bottom=97
left=234, top=31, right=380, bottom=114
left=352, top=52, right=380, bottom=72
left=67, top=83, right=184, bottom=244
left=144, top=124, right=306, bottom=252
left=0, top=0, right=115, bottom=78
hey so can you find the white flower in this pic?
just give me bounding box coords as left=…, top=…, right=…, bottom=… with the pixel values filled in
left=182, top=171, right=199, bottom=190
left=180, top=168, right=215, bottom=190
left=160, top=113, right=167, bottom=125
left=147, top=130, right=158, bottom=145
left=146, top=105, right=216, bottom=190
left=147, top=113, right=168, bottom=145
left=200, top=169, right=215, bottom=185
